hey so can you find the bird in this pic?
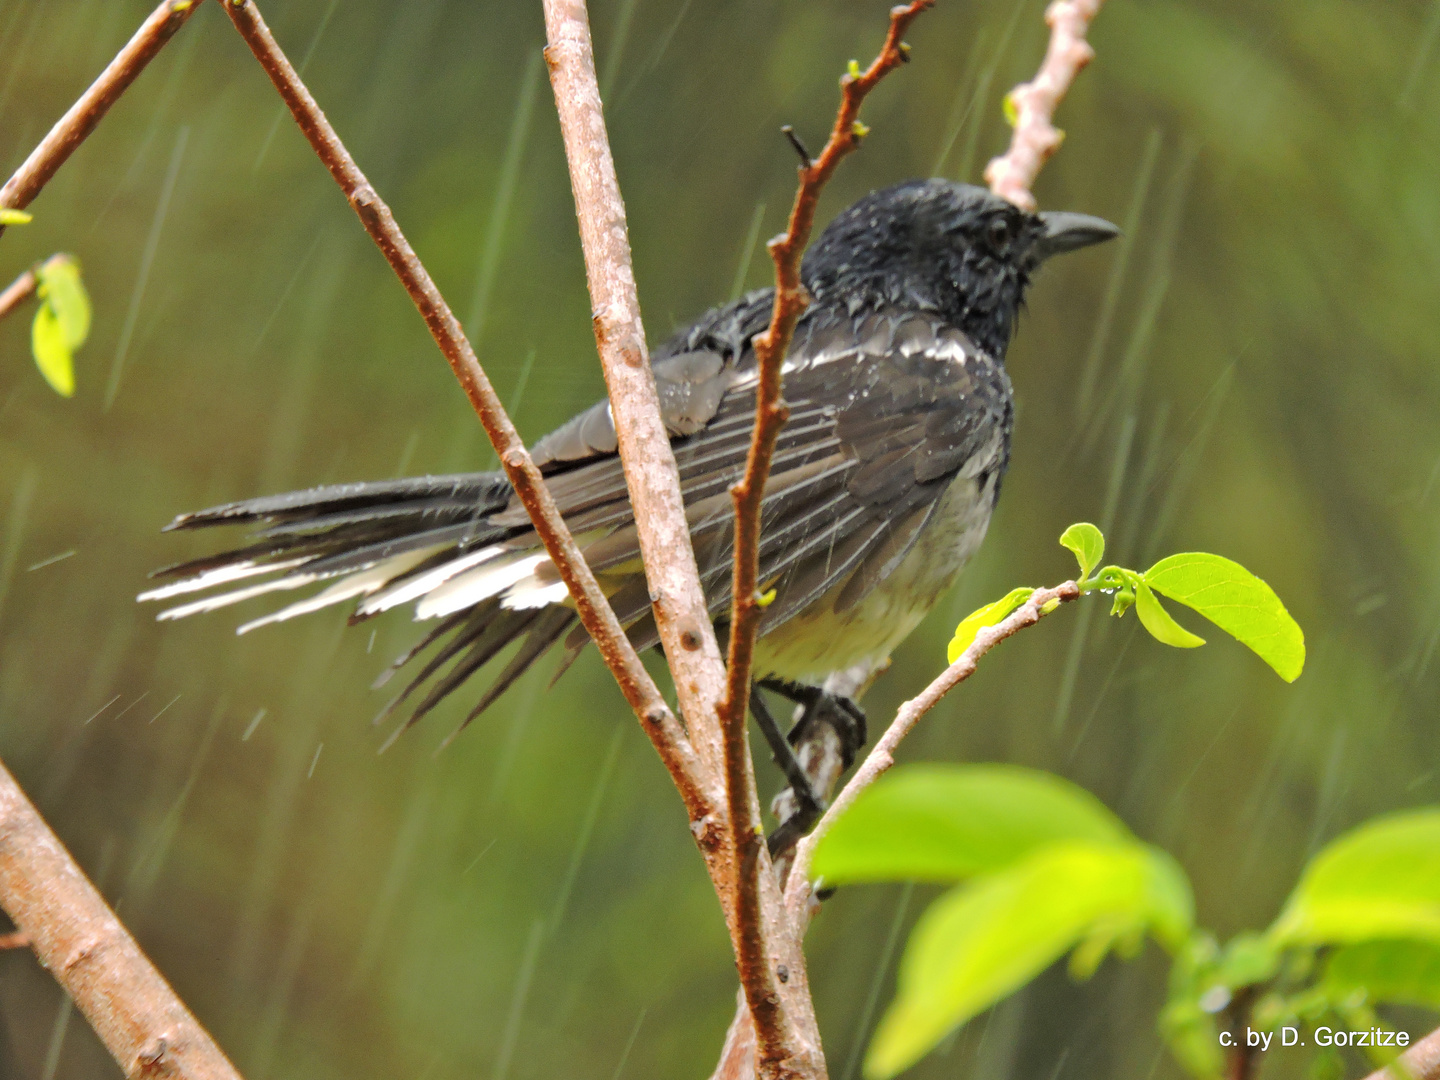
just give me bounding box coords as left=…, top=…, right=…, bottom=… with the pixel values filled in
left=139, top=179, right=1117, bottom=774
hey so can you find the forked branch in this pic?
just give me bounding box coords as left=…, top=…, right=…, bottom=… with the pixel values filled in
left=984, top=0, right=1106, bottom=212
left=217, top=0, right=715, bottom=821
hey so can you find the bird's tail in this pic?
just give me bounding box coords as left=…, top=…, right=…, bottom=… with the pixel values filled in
left=139, top=472, right=588, bottom=746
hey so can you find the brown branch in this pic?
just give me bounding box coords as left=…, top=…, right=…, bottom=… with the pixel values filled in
left=785, top=582, right=1080, bottom=916
left=0, top=267, right=37, bottom=322
left=1365, top=1025, right=1440, bottom=1080
left=217, top=0, right=716, bottom=824
left=540, top=0, right=730, bottom=780
left=0, top=0, right=202, bottom=230
left=711, top=662, right=885, bottom=1080
left=717, top=5, right=932, bottom=1073
left=983, top=0, right=1105, bottom=212
left=0, top=758, right=242, bottom=1079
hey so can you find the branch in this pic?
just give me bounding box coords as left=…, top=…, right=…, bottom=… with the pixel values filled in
left=1364, top=1026, right=1440, bottom=1080
left=540, top=0, right=731, bottom=779
left=718, top=4, right=932, bottom=1069
left=0, top=267, right=37, bottom=322
left=983, top=0, right=1105, bottom=212
left=0, top=0, right=202, bottom=228
left=785, top=582, right=1080, bottom=916
left=217, top=1, right=716, bottom=824
left=0, top=759, right=242, bottom=1079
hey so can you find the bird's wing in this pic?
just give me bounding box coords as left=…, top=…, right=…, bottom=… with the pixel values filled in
left=141, top=300, right=1010, bottom=741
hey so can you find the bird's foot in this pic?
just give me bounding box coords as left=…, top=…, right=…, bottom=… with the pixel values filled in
left=754, top=678, right=869, bottom=858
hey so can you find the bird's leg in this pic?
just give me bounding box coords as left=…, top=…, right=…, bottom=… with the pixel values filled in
left=759, top=677, right=870, bottom=858
left=758, top=678, right=868, bottom=764
left=749, top=688, right=826, bottom=820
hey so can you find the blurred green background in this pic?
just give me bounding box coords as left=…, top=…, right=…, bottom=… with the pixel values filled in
left=0, top=0, right=1436, bottom=1077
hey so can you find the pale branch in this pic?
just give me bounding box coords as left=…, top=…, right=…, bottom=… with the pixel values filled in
left=0, top=0, right=202, bottom=230
left=1364, top=1026, right=1440, bottom=1080
left=0, top=759, right=243, bottom=1079
left=541, top=0, right=731, bottom=780
left=984, top=0, right=1105, bottom=212
left=785, top=582, right=1081, bottom=919
left=0, top=267, right=37, bottom=321
left=716, top=6, right=933, bottom=1072
left=217, top=0, right=716, bottom=823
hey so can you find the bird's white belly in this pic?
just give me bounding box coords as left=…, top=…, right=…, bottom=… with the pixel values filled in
left=754, top=473, right=998, bottom=684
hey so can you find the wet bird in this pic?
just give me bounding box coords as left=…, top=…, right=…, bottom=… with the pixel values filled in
left=141, top=180, right=1117, bottom=766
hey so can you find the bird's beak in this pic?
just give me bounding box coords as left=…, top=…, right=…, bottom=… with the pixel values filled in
left=1034, top=210, right=1122, bottom=260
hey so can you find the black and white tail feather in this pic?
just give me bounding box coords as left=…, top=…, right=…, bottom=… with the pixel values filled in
left=141, top=180, right=1117, bottom=745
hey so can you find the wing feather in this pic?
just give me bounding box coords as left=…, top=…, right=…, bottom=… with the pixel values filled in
left=143, top=300, right=1011, bottom=736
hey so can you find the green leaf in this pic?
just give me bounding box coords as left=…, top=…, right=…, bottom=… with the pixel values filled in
left=947, top=587, right=1033, bottom=663
left=36, top=254, right=90, bottom=349
left=1323, top=940, right=1440, bottom=1010
left=1214, top=931, right=1281, bottom=989
left=1270, top=809, right=1440, bottom=947
left=0, top=208, right=32, bottom=225
left=1059, top=522, right=1105, bottom=580
left=1134, top=580, right=1206, bottom=648
left=866, top=841, right=1193, bottom=1078
left=31, top=304, right=74, bottom=397
left=1143, top=552, right=1304, bottom=680
left=812, top=765, right=1131, bottom=885
left=1002, top=90, right=1019, bottom=128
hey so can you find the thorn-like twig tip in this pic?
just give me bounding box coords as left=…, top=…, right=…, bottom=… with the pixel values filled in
left=780, top=125, right=812, bottom=166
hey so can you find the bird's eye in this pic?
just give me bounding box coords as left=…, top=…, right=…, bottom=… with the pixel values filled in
left=987, top=217, right=1011, bottom=248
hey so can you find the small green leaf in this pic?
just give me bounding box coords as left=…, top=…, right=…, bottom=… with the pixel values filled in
left=1215, top=932, right=1281, bottom=989
left=1270, top=808, right=1440, bottom=947
left=36, top=254, right=90, bottom=349
left=1059, top=522, right=1104, bottom=580
left=813, top=764, right=1131, bottom=885
left=947, top=587, right=1033, bottom=663
left=1134, top=580, right=1205, bottom=648
left=1323, top=940, right=1440, bottom=1010
left=865, top=841, right=1192, bottom=1078
left=1143, top=552, right=1304, bottom=681
left=0, top=208, right=32, bottom=225
left=1002, top=90, right=1019, bottom=128
left=31, top=304, right=74, bottom=397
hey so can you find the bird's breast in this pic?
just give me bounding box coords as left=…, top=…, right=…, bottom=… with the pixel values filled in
left=754, top=470, right=1000, bottom=685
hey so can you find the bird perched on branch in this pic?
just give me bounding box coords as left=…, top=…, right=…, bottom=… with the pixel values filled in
left=141, top=180, right=1116, bottom=766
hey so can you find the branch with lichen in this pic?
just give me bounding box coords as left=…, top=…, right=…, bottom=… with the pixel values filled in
left=984, top=0, right=1105, bottom=212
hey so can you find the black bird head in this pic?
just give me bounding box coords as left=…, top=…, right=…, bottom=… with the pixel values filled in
left=802, top=179, right=1120, bottom=359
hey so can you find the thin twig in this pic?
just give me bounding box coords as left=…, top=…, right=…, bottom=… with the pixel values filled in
left=540, top=0, right=730, bottom=781
left=0, top=758, right=243, bottom=1078
left=218, top=0, right=715, bottom=825
left=0, top=0, right=202, bottom=230
left=0, top=929, right=30, bottom=950
left=718, top=4, right=933, bottom=1072
left=0, top=267, right=37, bottom=321
left=1364, top=1025, right=1440, bottom=1080
left=542, top=4, right=832, bottom=1076
left=785, top=582, right=1080, bottom=918
left=983, top=0, right=1104, bottom=212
